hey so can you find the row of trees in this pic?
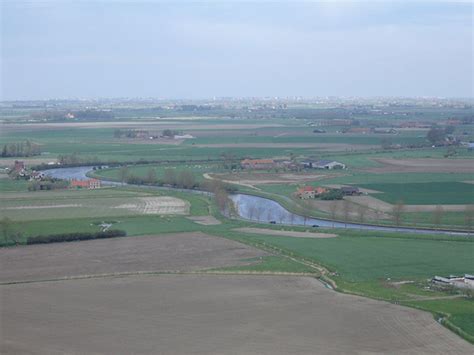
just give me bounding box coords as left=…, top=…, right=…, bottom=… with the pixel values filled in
left=57, top=153, right=101, bottom=165
left=1, top=141, right=41, bottom=157
left=118, top=167, right=198, bottom=190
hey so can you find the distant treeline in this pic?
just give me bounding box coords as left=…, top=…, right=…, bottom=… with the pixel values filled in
left=1, top=140, right=41, bottom=157
left=33, top=154, right=243, bottom=171
left=117, top=166, right=237, bottom=194
left=27, top=230, right=127, bottom=245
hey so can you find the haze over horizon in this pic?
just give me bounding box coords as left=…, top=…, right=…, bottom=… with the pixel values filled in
left=1, top=1, right=472, bottom=100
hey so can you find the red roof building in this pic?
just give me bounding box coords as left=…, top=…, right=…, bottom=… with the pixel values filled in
left=70, top=178, right=101, bottom=189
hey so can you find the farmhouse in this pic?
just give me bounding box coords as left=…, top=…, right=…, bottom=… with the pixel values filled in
left=431, top=275, right=474, bottom=290
left=301, top=159, right=346, bottom=170
left=70, top=178, right=101, bottom=189
left=296, top=186, right=328, bottom=199
left=241, top=159, right=275, bottom=170
left=30, top=171, right=46, bottom=181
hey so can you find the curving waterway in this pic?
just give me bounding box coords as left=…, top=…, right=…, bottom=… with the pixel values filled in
left=43, top=166, right=470, bottom=236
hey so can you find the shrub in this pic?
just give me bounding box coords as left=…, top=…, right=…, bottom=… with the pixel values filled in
left=320, top=189, right=343, bottom=200
left=27, top=229, right=126, bottom=245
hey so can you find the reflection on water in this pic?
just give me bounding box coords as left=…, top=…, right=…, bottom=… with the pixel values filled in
left=230, top=194, right=467, bottom=236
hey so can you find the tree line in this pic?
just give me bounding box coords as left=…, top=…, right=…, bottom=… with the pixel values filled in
left=1, top=141, right=41, bottom=157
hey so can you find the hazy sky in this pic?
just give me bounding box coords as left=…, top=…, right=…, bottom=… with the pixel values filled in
left=1, top=1, right=472, bottom=100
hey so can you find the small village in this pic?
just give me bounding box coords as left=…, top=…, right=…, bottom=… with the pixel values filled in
left=7, top=160, right=102, bottom=190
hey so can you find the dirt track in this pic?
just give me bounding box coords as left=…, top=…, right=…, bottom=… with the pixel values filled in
left=0, top=233, right=267, bottom=283
left=1, top=275, right=471, bottom=354
left=365, top=158, right=474, bottom=173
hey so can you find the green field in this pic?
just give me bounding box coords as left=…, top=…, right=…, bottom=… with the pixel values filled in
left=360, top=182, right=474, bottom=205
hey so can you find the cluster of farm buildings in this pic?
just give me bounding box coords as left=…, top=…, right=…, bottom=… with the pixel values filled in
left=240, top=158, right=346, bottom=170
left=295, top=185, right=361, bottom=199
left=9, top=160, right=101, bottom=190
left=431, top=274, right=474, bottom=290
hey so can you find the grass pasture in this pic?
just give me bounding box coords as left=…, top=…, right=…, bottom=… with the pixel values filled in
left=360, top=182, right=474, bottom=205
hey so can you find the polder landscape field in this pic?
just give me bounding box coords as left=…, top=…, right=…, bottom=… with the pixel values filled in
left=1, top=98, right=473, bottom=353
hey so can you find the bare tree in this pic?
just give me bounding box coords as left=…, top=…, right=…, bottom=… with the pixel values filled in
left=412, top=207, right=421, bottom=227
left=278, top=210, right=285, bottom=224
left=342, top=199, right=352, bottom=228
left=177, top=170, right=195, bottom=189
left=356, top=204, right=368, bottom=224
left=118, top=166, right=130, bottom=185
left=465, top=205, right=474, bottom=233
left=146, top=168, right=157, bottom=184
left=433, top=205, right=444, bottom=229
left=255, top=205, right=263, bottom=222
left=163, top=168, right=176, bottom=186
left=248, top=205, right=257, bottom=221
left=214, top=188, right=229, bottom=212
left=329, top=201, right=338, bottom=227
left=266, top=209, right=273, bottom=223
left=392, top=200, right=405, bottom=228
left=289, top=211, right=295, bottom=225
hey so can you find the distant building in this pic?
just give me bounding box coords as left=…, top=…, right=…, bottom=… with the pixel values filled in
left=70, top=178, right=101, bottom=189
left=301, top=159, right=346, bottom=170
left=30, top=171, right=46, bottom=181
left=296, top=186, right=328, bottom=199
left=174, top=134, right=195, bottom=139
left=431, top=274, right=474, bottom=290
left=13, top=160, right=25, bottom=172
left=241, top=159, right=275, bottom=170
left=340, top=186, right=361, bottom=196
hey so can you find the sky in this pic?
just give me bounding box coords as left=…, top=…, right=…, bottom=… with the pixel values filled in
left=1, top=1, right=472, bottom=100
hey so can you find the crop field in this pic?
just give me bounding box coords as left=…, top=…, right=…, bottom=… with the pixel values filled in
left=229, top=228, right=474, bottom=339
left=0, top=232, right=268, bottom=283
left=359, top=182, right=474, bottom=205
left=231, top=232, right=474, bottom=282
left=1, top=105, right=474, bottom=349
left=3, top=275, right=472, bottom=354
left=0, top=193, right=190, bottom=221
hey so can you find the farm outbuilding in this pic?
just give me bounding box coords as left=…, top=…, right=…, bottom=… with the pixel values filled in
left=302, top=159, right=346, bottom=170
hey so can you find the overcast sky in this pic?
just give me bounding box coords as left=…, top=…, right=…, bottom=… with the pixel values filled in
left=1, top=1, right=472, bottom=100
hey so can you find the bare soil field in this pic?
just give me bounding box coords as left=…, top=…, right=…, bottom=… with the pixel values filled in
left=113, top=196, right=189, bottom=215
left=235, top=227, right=337, bottom=239
left=207, top=172, right=339, bottom=186
left=309, top=198, right=391, bottom=220
left=0, top=196, right=190, bottom=220
left=195, top=142, right=377, bottom=151
left=0, top=233, right=267, bottom=283
left=1, top=275, right=471, bottom=354
left=345, top=195, right=472, bottom=213
left=364, top=158, right=474, bottom=173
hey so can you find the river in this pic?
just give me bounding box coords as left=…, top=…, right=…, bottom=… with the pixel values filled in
left=43, top=166, right=470, bottom=236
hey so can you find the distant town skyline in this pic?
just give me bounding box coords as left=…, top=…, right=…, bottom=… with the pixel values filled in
left=1, top=1, right=472, bottom=100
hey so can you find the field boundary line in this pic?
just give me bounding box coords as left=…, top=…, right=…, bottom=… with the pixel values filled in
left=0, top=269, right=321, bottom=287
